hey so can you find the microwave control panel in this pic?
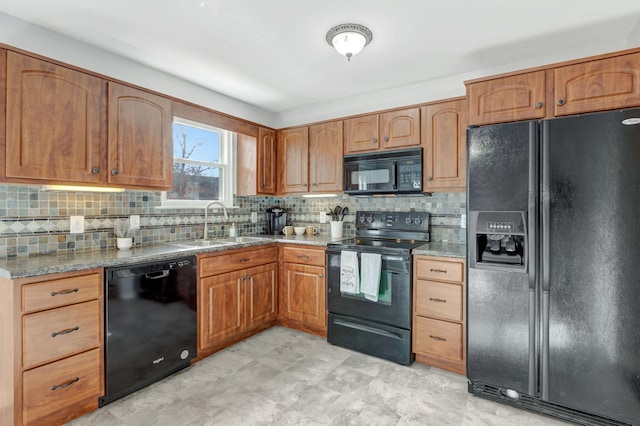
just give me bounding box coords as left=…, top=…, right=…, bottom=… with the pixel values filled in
left=398, top=160, right=422, bottom=191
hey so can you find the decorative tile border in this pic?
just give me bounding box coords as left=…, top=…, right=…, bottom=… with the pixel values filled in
left=0, top=185, right=466, bottom=258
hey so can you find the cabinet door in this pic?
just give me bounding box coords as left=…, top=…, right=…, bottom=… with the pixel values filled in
left=236, top=133, right=257, bottom=196
left=309, top=121, right=343, bottom=192
left=257, top=127, right=277, bottom=194
left=5, top=52, right=105, bottom=183
left=278, top=127, right=309, bottom=194
left=467, top=70, right=546, bottom=125
left=554, top=52, right=640, bottom=116
left=281, top=263, right=326, bottom=328
left=344, top=114, right=379, bottom=153
left=380, top=108, right=421, bottom=149
left=199, top=270, right=244, bottom=349
left=422, top=100, right=467, bottom=191
left=245, top=263, right=277, bottom=330
left=107, top=82, right=173, bottom=189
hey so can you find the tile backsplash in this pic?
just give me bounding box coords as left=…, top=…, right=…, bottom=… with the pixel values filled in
left=0, top=184, right=466, bottom=258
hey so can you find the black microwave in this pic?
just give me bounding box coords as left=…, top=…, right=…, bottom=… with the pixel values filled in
left=344, top=148, right=423, bottom=195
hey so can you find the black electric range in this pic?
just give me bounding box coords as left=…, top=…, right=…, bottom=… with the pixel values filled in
left=326, top=210, right=430, bottom=365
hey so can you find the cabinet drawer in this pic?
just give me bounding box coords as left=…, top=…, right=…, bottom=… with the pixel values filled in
left=199, top=246, right=276, bottom=277
left=415, top=280, right=463, bottom=322
left=23, top=300, right=101, bottom=369
left=413, top=316, right=463, bottom=362
left=22, top=273, right=101, bottom=313
left=415, top=258, right=464, bottom=283
left=282, top=246, right=325, bottom=266
left=23, top=348, right=102, bottom=425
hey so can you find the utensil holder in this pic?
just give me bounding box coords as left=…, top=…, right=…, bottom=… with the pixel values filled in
left=330, top=221, right=343, bottom=238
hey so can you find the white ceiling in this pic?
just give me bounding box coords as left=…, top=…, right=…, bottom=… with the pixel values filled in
left=2, top=0, right=640, bottom=126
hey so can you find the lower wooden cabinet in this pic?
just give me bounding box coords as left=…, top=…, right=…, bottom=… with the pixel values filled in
left=0, top=269, right=104, bottom=426
left=23, top=348, right=102, bottom=425
left=278, top=245, right=327, bottom=335
left=198, top=246, right=277, bottom=353
left=412, top=255, right=466, bottom=374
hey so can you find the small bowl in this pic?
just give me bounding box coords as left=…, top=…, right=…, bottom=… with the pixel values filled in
left=293, top=227, right=305, bottom=235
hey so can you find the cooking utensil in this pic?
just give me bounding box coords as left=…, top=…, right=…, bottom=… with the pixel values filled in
left=334, top=206, right=341, bottom=219
left=328, top=208, right=336, bottom=220
left=340, top=207, right=349, bottom=221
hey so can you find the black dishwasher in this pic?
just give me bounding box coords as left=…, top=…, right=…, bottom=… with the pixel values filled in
left=100, top=256, right=197, bottom=406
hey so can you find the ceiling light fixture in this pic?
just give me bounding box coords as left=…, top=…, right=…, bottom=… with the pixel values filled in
left=326, top=23, right=373, bottom=62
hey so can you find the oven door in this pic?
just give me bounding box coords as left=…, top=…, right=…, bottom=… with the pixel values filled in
left=326, top=250, right=411, bottom=329
left=344, top=158, right=397, bottom=194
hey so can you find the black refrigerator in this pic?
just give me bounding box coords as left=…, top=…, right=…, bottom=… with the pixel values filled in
left=467, top=108, right=640, bottom=426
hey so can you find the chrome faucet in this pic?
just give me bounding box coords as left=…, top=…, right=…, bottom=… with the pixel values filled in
left=203, top=201, right=229, bottom=239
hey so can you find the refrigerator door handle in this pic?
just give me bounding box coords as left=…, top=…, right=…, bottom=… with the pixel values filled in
left=527, top=122, right=538, bottom=396
left=541, top=120, right=550, bottom=400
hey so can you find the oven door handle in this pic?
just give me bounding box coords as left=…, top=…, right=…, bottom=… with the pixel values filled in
left=334, top=319, right=404, bottom=340
left=379, top=255, right=408, bottom=262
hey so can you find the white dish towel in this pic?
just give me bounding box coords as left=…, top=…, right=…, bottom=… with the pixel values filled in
left=340, top=250, right=359, bottom=294
left=360, top=253, right=382, bottom=302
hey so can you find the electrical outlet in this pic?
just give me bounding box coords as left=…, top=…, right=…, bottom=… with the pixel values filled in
left=251, top=212, right=258, bottom=223
left=460, top=214, right=467, bottom=229
left=70, top=216, right=84, bottom=234
left=319, top=211, right=327, bottom=224
left=129, top=215, right=140, bottom=230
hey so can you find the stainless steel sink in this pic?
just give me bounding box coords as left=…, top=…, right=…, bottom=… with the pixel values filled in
left=172, top=240, right=235, bottom=248
left=172, top=236, right=267, bottom=248
left=217, top=236, right=267, bottom=243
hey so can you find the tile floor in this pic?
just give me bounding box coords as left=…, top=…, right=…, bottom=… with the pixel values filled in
left=68, top=326, right=568, bottom=425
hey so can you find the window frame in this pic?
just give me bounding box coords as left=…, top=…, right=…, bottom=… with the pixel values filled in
left=161, top=116, right=236, bottom=208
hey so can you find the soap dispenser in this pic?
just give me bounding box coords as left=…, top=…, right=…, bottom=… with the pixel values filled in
left=229, top=222, right=237, bottom=237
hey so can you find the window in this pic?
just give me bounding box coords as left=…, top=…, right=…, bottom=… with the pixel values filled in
left=161, top=117, right=236, bottom=207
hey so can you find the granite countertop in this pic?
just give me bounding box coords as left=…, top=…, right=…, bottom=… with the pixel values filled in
left=0, top=234, right=349, bottom=280
left=412, top=242, right=466, bottom=259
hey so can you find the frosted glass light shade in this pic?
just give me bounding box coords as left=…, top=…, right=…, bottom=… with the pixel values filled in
left=331, top=32, right=367, bottom=59
left=326, top=23, right=373, bottom=61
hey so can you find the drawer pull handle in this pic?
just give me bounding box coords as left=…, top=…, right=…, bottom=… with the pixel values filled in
left=297, top=254, right=309, bottom=259
left=51, top=326, right=79, bottom=337
left=51, top=377, right=79, bottom=391
left=50, top=288, right=79, bottom=297
left=239, top=258, right=250, bottom=263
left=429, top=335, right=447, bottom=342
left=429, top=297, right=447, bottom=303
left=430, top=268, right=448, bottom=273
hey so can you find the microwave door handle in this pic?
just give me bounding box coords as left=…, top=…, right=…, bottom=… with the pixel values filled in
left=392, top=161, right=398, bottom=190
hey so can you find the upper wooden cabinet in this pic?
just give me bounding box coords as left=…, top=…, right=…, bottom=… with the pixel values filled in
left=309, top=121, right=343, bottom=193
left=344, top=114, right=379, bottom=153
left=236, top=127, right=277, bottom=196
left=554, top=52, right=640, bottom=116
left=3, top=51, right=174, bottom=190
left=344, top=107, right=420, bottom=154
left=421, top=99, right=467, bottom=192
left=278, top=127, right=309, bottom=194
left=467, top=50, right=640, bottom=125
left=257, top=127, right=277, bottom=194
left=467, top=70, right=546, bottom=126
left=107, top=83, right=173, bottom=189
left=278, top=122, right=343, bottom=195
left=380, top=108, right=421, bottom=150
left=4, top=51, right=106, bottom=184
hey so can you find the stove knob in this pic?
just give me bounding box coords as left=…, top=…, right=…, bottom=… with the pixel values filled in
left=405, top=216, right=413, bottom=224
left=359, top=215, right=367, bottom=224
left=413, top=217, right=423, bottom=225
left=367, top=215, right=374, bottom=224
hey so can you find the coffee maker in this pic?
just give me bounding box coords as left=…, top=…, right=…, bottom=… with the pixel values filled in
left=266, top=207, right=287, bottom=235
